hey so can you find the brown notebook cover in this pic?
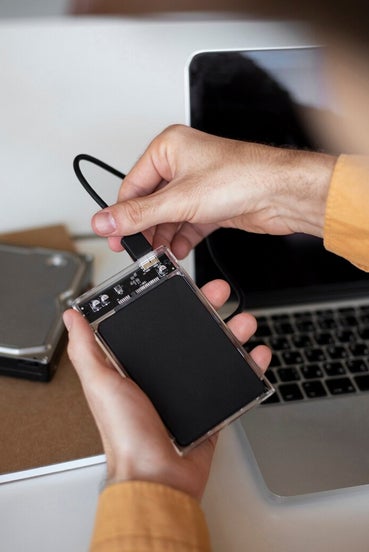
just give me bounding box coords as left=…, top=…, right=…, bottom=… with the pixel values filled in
left=0, top=225, right=103, bottom=475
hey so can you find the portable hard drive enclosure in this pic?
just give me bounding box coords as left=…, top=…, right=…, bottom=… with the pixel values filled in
left=73, top=246, right=273, bottom=450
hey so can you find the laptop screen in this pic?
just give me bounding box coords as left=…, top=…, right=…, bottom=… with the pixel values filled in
left=189, top=48, right=369, bottom=309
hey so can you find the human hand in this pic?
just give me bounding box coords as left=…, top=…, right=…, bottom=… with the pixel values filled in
left=91, top=125, right=336, bottom=259
left=63, top=278, right=271, bottom=500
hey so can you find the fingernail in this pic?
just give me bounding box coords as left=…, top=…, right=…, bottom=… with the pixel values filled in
left=93, top=211, right=116, bottom=235
left=63, top=310, right=73, bottom=332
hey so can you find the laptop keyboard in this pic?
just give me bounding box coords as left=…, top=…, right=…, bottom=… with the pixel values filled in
left=245, top=304, right=369, bottom=404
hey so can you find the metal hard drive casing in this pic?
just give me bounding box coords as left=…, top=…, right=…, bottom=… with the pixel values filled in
left=0, top=243, right=92, bottom=381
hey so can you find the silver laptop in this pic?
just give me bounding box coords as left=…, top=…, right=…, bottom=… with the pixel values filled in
left=187, top=46, right=369, bottom=497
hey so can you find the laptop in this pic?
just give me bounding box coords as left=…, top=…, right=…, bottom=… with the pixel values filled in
left=187, top=46, right=369, bottom=497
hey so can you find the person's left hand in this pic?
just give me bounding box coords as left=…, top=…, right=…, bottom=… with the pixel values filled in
left=63, top=278, right=271, bottom=500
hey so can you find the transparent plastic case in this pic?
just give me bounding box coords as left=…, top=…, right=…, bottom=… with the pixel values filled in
left=73, top=246, right=274, bottom=451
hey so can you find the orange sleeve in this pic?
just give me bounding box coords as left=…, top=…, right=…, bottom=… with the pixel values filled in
left=324, top=154, right=369, bottom=271
left=90, top=481, right=212, bottom=552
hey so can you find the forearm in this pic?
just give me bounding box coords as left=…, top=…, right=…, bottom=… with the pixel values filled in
left=242, top=143, right=336, bottom=238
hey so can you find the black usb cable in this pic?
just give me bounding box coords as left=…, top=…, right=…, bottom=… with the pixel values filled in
left=73, top=154, right=153, bottom=261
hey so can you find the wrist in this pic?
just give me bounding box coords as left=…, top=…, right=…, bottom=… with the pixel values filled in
left=252, top=145, right=337, bottom=238
left=104, top=434, right=216, bottom=501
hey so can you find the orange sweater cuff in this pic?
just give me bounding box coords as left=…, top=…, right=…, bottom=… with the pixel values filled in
left=324, top=154, right=369, bottom=271
left=90, top=480, right=211, bottom=552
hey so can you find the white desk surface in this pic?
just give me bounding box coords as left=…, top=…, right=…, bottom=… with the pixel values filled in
left=1, top=16, right=369, bottom=552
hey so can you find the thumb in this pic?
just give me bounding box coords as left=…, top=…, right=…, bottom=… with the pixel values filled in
left=91, top=180, right=196, bottom=238
left=63, top=309, right=109, bottom=388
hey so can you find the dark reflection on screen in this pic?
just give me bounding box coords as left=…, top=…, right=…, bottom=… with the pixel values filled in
left=189, top=49, right=369, bottom=309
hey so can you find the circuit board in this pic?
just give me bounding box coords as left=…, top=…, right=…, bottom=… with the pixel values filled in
left=78, top=252, right=176, bottom=324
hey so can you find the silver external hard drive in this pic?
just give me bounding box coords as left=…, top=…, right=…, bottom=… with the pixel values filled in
left=0, top=243, right=92, bottom=381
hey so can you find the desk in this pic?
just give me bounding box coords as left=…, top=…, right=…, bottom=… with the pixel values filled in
left=2, top=408, right=369, bottom=551
left=1, top=17, right=369, bottom=552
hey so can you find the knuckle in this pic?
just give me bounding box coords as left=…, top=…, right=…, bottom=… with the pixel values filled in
left=123, top=198, right=144, bottom=226
left=160, top=123, right=191, bottom=143
left=163, top=123, right=185, bottom=135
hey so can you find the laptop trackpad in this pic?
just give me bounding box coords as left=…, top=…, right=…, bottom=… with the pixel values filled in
left=240, top=395, right=369, bottom=496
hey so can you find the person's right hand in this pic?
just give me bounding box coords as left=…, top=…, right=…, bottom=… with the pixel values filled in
left=92, top=125, right=336, bottom=259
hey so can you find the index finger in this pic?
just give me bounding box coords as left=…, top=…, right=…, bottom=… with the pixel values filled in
left=118, top=135, right=174, bottom=202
